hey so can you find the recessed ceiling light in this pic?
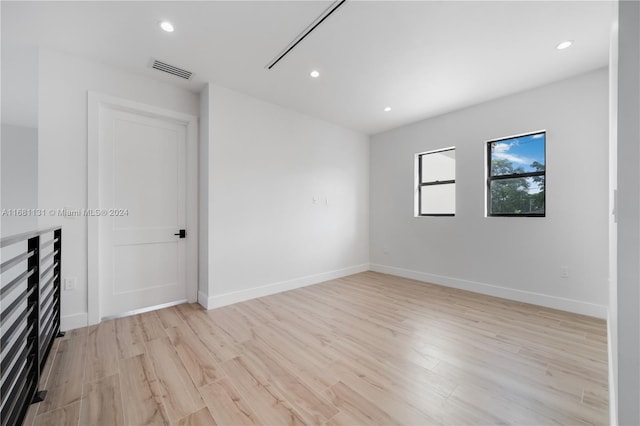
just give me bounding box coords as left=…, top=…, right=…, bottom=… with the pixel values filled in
left=160, top=21, right=174, bottom=33
left=384, top=106, right=391, bottom=112
left=556, top=40, right=573, bottom=50
left=310, top=70, right=320, bottom=78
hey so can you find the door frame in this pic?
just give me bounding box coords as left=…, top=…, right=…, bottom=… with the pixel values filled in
left=87, top=92, right=198, bottom=325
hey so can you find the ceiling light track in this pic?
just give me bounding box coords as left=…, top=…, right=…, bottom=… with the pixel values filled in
left=265, top=0, right=347, bottom=70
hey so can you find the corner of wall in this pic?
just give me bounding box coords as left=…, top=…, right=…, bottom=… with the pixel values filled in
left=197, top=290, right=211, bottom=309
left=608, top=309, right=618, bottom=426
left=198, top=83, right=211, bottom=304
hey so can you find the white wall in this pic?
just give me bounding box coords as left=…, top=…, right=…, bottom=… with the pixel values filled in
left=201, top=84, right=369, bottom=307
left=1, top=46, right=38, bottom=237
left=37, top=49, right=199, bottom=330
left=1, top=47, right=38, bottom=128
left=1, top=124, right=37, bottom=235
left=198, top=84, right=212, bottom=304
left=607, top=7, right=618, bottom=425
left=370, top=69, right=609, bottom=318
left=616, top=1, right=640, bottom=423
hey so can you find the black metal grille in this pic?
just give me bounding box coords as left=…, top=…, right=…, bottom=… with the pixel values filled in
left=0, top=227, right=63, bottom=426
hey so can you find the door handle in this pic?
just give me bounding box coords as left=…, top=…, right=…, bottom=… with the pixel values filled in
left=174, top=229, right=186, bottom=238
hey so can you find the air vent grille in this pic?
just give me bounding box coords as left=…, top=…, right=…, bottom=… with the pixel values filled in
left=151, top=59, right=193, bottom=80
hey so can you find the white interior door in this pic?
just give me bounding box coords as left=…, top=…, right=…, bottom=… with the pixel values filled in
left=99, top=107, right=188, bottom=318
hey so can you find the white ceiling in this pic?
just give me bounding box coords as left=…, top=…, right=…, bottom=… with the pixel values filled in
left=2, top=1, right=615, bottom=134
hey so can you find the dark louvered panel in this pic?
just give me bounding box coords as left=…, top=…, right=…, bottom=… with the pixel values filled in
left=151, top=59, right=193, bottom=80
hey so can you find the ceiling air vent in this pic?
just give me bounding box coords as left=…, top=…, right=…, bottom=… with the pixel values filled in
left=150, top=59, right=193, bottom=80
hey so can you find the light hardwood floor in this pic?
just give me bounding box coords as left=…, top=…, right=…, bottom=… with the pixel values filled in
left=24, top=272, right=608, bottom=425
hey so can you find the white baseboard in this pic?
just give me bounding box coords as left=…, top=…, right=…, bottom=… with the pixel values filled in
left=607, top=311, right=618, bottom=426
left=203, top=264, right=370, bottom=310
left=60, top=312, right=88, bottom=331
left=370, top=263, right=607, bottom=319
left=197, top=290, right=209, bottom=309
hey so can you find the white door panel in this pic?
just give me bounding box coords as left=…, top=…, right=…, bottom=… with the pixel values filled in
left=100, top=108, right=187, bottom=318
left=112, top=243, right=178, bottom=294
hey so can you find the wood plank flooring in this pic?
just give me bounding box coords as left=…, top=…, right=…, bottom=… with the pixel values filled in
left=24, top=272, right=609, bottom=425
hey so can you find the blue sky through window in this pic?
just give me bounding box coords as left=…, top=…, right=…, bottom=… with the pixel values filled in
left=490, top=132, right=545, bottom=173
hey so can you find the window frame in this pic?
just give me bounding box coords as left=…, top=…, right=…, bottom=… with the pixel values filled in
left=486, top=130, right=546, bottom=218
left=417, top=147, right=456, bottom=217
